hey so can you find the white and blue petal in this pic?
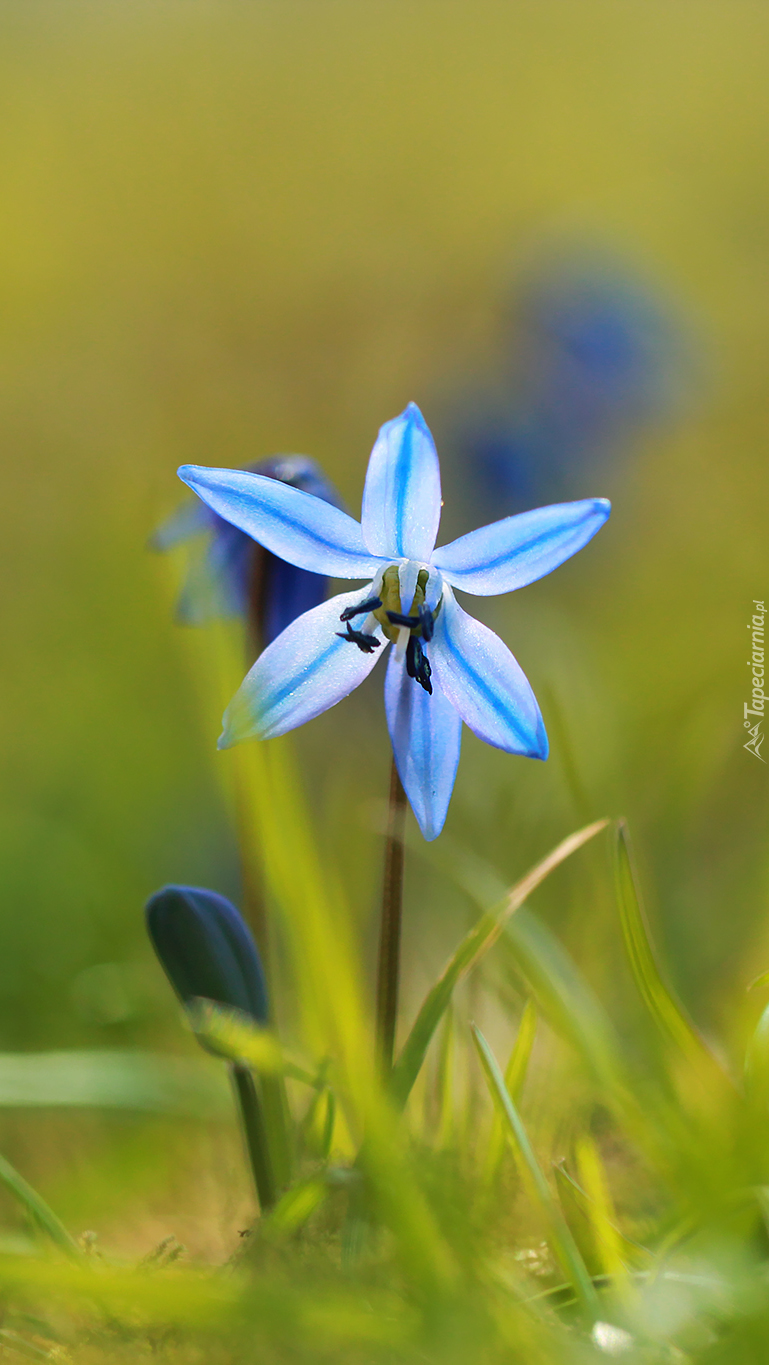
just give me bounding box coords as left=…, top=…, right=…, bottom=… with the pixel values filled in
left=431, top=588, right=547, bottom=758
left=178, top=465, right=380, bottom=580
left=218, top=588, right=385, bottom=745
left=384, top=650, right=462, bottom=841
left=360, top=403, right=442, bottom=563
left=432, top=498, right=610, bottom=596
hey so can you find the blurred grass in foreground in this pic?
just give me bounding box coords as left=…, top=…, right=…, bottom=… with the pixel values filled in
left=0, top=0, right=767, bottom=1359
left=0, top=743, right=767, bottom=1361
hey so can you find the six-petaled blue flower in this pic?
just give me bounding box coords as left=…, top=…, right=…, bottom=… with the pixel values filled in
left=178, top=405, right=610, bottom=840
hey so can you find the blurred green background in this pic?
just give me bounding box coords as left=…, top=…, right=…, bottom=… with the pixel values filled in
left=0, top=0, right=766, bottom=1252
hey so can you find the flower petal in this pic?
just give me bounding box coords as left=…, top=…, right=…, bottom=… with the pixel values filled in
left=150, top=498, right=213, bottom=550
left=384, top=650, right=462, bottom=841
left=219, top=588, right=385, bottom=744
left=432, top=498, right=610, bottom=595
left=178, top=465, right=380, bottom=579
left=431, top=589, right=547, bottom=757
left=261, top=555, right=328, bottom=647
left=361, top=403, right=442, bottom=562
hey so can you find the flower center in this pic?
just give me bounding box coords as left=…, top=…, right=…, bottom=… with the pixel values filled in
left=336, top=565, right=441, bottom=695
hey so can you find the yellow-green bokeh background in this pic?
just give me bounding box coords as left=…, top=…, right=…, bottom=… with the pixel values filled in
left=0, top=0, right=767, bottom=1246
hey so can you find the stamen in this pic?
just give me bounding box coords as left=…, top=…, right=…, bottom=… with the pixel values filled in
left=336, top=621, right=381, bottom=653
left=384, top=604, right=436, bottom=642
left=406, top=636, right=432, bottom=694
left=418, top=605, right=434, bottom=642
left=339, top=595, right=382, bottom=623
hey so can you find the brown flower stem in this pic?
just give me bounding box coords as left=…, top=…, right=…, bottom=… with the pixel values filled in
left=375, top=758, right=407, bottom=1076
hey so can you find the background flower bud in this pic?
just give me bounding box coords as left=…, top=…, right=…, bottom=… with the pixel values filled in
left=152, top=455, right=345, bottom=648
left=145, top=885, right=268, bottom=1024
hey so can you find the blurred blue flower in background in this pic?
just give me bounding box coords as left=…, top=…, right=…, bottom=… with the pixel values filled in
left=449, top=253, right=682, bottom=514
left=152, top=456, right=345, bottom=648
left=178, top=404, right=610, bottom=840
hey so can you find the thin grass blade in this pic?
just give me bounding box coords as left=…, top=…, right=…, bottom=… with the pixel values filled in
left=435, top=1006, right=456, bottom=1151
left=391, top=820, right=608, bottom=1109
left=0, top=1154, right=80, bottom=1258
left=553, top=1161, right=651, bottom=1273
left=188, top=999, right=319, bottom=1088
left=261, top=1177, right=329, bottom=1241
left=471, top=1025, right=600, bottom=1322
left=613, top=820, right=725, bottom=1076
left=574, top=1136, right=633, bottom=1299
left=482, top=1000, right=537, bottom=1185
left=500, top=907, right=627, bottom=1098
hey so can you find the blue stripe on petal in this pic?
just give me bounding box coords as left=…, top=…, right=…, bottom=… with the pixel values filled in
left=361, top=404, right=442, bottom=562
left=178, top=465, right=380, bottom=580
left=432, top=498, right=610, bottom=596
left=384, top=649, right=462, bottom=841
left=219, top=588, right=386, bottom=744
left=431, top=589, right=547, bottom=757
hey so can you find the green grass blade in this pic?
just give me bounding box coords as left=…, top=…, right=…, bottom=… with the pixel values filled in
left=435, top=1006, right=456, bottom=1151
left=298, top=1083, right=336, bottom=1161
left=391, top=820, right=608, bottom=1109
left=482, top=1000, right=537, bottom=1185
left=234, top=734, right=458, bottom=1290
left=191, top=1001, right=300, bottom=1193
left=231, top=1063, right=278, bottom=1211
left=0, top=1049, right=229, bottom=1116
left=471, top=1025, right=601, bottom=1323
left=744, top=1000, right=769, bottom=1109
left=0, top=1328, right=55, bottom=1361
left=496, top=912, right=682, bottom=1173
left=553, top=1161, right=651, bottom=1272
left=613, top=820, right=723, bottom=1073
left=0, top=1153, right=80, bottom=1258
left=261, top=1177, right=329, bottom=1241
left=188, top=999, right=320, bottom=1088
left=574, top=1137, right=634, bottom=1298
left=501, top=907, right=627, bottom=1097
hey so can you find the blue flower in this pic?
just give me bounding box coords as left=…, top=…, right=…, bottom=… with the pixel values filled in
left=152, top=456, right=345, bottom=647
left=178, top=405, right=610, bottom=840
left=146, top=884, right=268, bottom=1024
left=453, top=258, right=679, bottom=511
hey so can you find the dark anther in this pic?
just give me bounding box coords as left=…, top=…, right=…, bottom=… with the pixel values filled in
left=417, top=605, right=434, bottom=642
left=386, top=606, right=436, bottom=643
left=336, top=621, right=381, bottom=653
left=339, top=595, right=382, bottom=623
left=406, top=636, right=432, bottom=694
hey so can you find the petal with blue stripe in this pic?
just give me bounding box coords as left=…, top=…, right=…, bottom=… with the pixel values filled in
left=384, top=650, right=462, bottom=841
left=219, top=588, right=385, bottom=745
left=361, top=404, right=442, bottom=562
left=432, top=498, right=610, bottom=596
left=431, top=589, right=547, bottom=757
left=178, top=465, right=379, bottom=579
